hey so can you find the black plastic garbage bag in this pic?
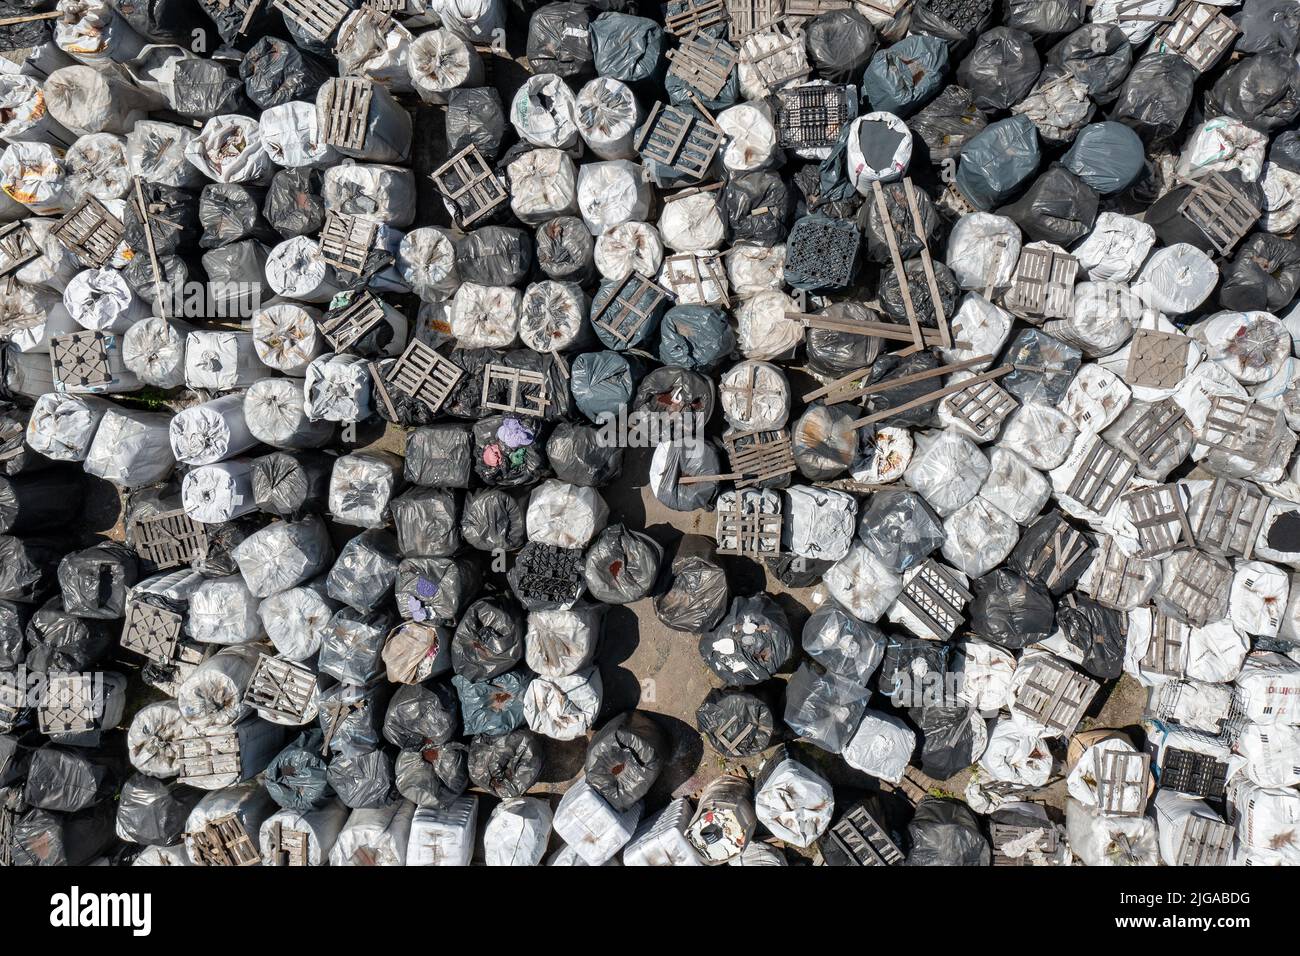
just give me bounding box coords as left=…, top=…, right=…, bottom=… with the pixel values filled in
left=55, top=543, right=137, bottom=621
left=473, top=416, right=550, bottom=488
left=123, top=181, right=200, bottom=257
left=723, top=171, right=791, bottom=246
left=1061, top=122, right=1145, bottom=196
left=252, top=451, right=332, bottom=518
left=1004, top=0, right=1082, bottom=36
left=24, top=747, right=117, bottom=813
left=461, top=488, right=527, bottom=553
left=10, top=803, right=115, bottom=866
left=861, top=351, right=943, bottom=428
left=783, top=661, right=871, bottom=752
left=453, top=670, right=530, bottom=737
left=570, top=350, right=636, bottom=423
left=199, top=183, right=273, bottom=249
left=395, top=743, right=468, bottom=808
left=804, top=8, right=877, bottom=81
left=699, top=595, right=793, bottom=686
left=528, top=2, right=594, bottom=78
left=998, top=164, right=1098, bottom=246
left=327, top=529, right=401, bottom=611
left=633, top=366, right=715, bottom=427
left=879, top=636, right=949, bottom=705
left=319, top=682, right=391, bottom=758
left=859, top=181, right=941, bottom=264
left=879, top=259, right=958, bottom=329
left=241, top=36, right=331, bottom=110
left=383, top=682, right=458, bottom=750
left=451, top=597, right=524, bottom=681
left=590, top=11, right=661, bottom=81
left=658, top=304, right=734, bottom=371
left=25, top=598, right=114, bottom=672
left=909, top=85, right=986, bottom=163
left=860, top=33, right=949, bottom=117
left=0, top=470, right=80, bottom=535
left=1000, top=329, right=1082, bottom=406
left=404, top=423, right=474, bottom=489
left=320, top=607, right=393, bottom=685
left=654, top=535, right=729, bottom=633
left=0, top=602, right=28, bottom=667
left=906, top=796, right=991, bottom=865
left=957, top=27, right=1040, bottom=111
left=1272, top=129, right=1300, bottom=172
left=172, top=57, right=248, bottom=119
left=468, top=728, right=545, bottom=798
left=766, top=553, right=834, bottom=589
left=1047, top=24, right=1132, bottom=104
left=651, top=439, right=722, bottom=512
left=1113, top=53, right=1198, bottom=143
left=971, top=568, right=1055, bottom=650
left=536, top=215, right=596, bottom=283
left=910, top=706, right=987, bottom=779
left=802, top=603, right=885, bottom=684
left=1056, top=593, right=1126, bottom=680
left=202, top=239, right=269, bottom=316
left=397, top=557, right=482, bottom=626
left=1234, top=0, right=1300, bottom=55
left=696, top=687, right=774, bottom=756
left=1210, top=52, right=1300, bottom=132
left=584, top=711, right=667, bottom=810
left=390, top=488, right=460, bottom=559
left=264, top=167, right=326, bottom=238
left=446, top=87, right=508, bottom=161
left=857, top=490, right=945, bottom=573
left=547, top=422, right=624, bottom=486
left=1220, top=233, right=1300, bottom=313
left=193, top=517, right=258, bottom=579
left=115, top=774, right=199, bottom=846
left=584, top=524, right=663, bottom=604
left=456, top=226, right=533, bottom=286
left=805, top=303, right=883, bottom=377
left=265, top=732, right=333, bottom=811
left=328, top=748, right=396, bottom=809
left=956, top=115, right=1041, bottom=210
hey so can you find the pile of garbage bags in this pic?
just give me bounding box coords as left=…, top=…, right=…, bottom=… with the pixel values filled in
left=4, top=0, right=1300, bottom=868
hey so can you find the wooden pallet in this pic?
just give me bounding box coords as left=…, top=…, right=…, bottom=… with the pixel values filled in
left=430, top=144, right=509, bottom=227
left=1124, top=483, right=1192, bottom=557
left=1193, top=477, right=1266, bottom=559
left=1141, top=610, right=1187, bottom=678
left=1153, top=0, right=1237, bottom=72
left=243, top=654, right=317, bottom=723
left=481, top=363, right=550, bottom=417
left=591, top=272, right=672, bottom=346
left=636, top=101, right=723, bottom=181
left=318, top=212, right=378, bottom=275
left=1122, top=399, right=1189, bottom=471
left=50, top=196, right=123, bottom=269
left=319, top=76, right=374, bottom=151
left=189, top=813, right=260, bottom=867
left=1014, top=655, right=1097, bottom=736
left=1003, top=246, right=1077, bottom=321
left=273, top=0, right=349, bottom=41
left=0, top=222, right=37, bottom=277
left=371, top=339, right=463, bottom=418
left=133, top=509, right=209, bottom=569
left=319, top=292, right=386, bottom=353
left=1178, top=172, right=1259, bottom=255
left=664, top=0, right=728, bottom=37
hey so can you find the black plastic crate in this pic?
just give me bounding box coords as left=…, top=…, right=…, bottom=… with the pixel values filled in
left=785, top=216, right=860, bottom=290
left=819, top=800, right=904, bottom=866
left=511, top=542, right=585, bottom=607
left=1160, top=747, right=1229, bottom=802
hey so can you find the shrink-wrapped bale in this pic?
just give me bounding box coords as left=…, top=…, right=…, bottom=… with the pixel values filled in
left=126, top=700, right=186, bottom=778
left=408, top=28, right=484, bottom=103
left=83, top=406, right=173, bottom=489
left=244, top=377, right=335, bottom=449
left=182, top=460, right=257, bottom=524
left=329, top=802, right=415, bottom=866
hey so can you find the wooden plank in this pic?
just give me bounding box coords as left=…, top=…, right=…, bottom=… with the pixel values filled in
left=849, top=365, right=1013, bottom=430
